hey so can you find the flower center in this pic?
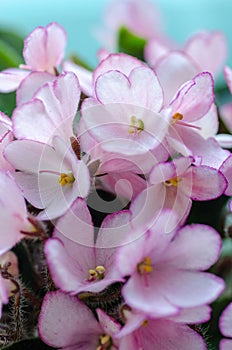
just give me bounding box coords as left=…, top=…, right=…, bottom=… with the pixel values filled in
left=128, top=116, right=144, bottom=135
left=88, top=265, right=106, bottom=281
left=164, top=177, right=181, bottom=187
left=137, top=257, right=153, bottom=274
left=97, top=334, right=112, bottom=350
left=58, top=173, right=75, bottom=186
left=171, top=112, right=183, bottom=124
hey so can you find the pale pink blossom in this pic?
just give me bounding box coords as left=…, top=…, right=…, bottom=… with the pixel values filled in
left=12, top=72, right=80, bottom=145
left=44, top=198, right=126, bottom=294
left=116, top=210, right=225, bottom=317
left=147, top=156, right=227, bottom=225
left=5, top=136, right=90, bottom=221
left=39, top=291, right=120, bottom=350
left=116, top=306, right=209, bottom=350
left=0, top=22, right=66, bottom=93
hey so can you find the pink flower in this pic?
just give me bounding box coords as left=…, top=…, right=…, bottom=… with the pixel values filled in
left=145, top=31, right=228, bottom=79
left=116, top=306, right=209, bottom=350
left=5, top=136, right=90, bottom=220
left=12, top=72, right=80, bottom=144
left=147, top=156, right=227, bottom=225
left=219, top=302, right=232, bottom=350
left=0, top=171, right=37, bottom=254
left=44, top=198, right=126, bottom=294
left=0, top=113, right=14, bottom=171
left=39, top=291, right=120, bottom=350
left=81, top=65, right=171, bottom=157
left=116, top=210, right=225, bottom=317
left=0, top=22, right=66, bottom=93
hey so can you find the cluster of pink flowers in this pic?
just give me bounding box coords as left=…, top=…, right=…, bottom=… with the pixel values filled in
left=0, top=1, right=232, bottom=349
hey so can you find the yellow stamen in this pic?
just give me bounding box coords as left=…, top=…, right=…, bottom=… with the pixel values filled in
left=137, top=256, right=153, bottom=274
left=97, top=334, right=112, bottom=350
left=128, top=115, right=144, bottom=134
left=88, top=265, right=106, bottom=281
left=164, top=177, right=181, bottom=187
left=58, top=173, right=75, bottom=186
left=171, top=112, right=183, bottom=124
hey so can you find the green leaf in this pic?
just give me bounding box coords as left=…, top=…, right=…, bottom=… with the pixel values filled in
left=0, top=92, right=16, bottom=116
left=0, top=30, right=24, bottom=55
left=117, top=26, right=147, bottom=61
left=2, top=338, right=55, bottom=350
left=0, top=38, right=22, bottom=70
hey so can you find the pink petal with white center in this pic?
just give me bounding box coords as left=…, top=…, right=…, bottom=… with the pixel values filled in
left=220, top=339, right=232, bottom=350
left=16, top=71, right=55, bottom=105
left=168, top=305, right=211, bottom=324
left=0, top=68, right=29, bottom=92
left=192, top=103, right=218, bottom=139
left=168, top=127, right=230, bottom=169
left=38, top=291, right=101, bottom=349
left=157, top=269, right=225, bottom=308
left=224, top=66, right=232, bottom=94
left=63, top=60, right=93, bottom=96
left=220, top=102, right=232, bottom=133
left=93, top=53, right=144, bottom=86
left=23, top=22, right=66, bottom=73
left=122, top=273, right=179, bottom=317
left=185, top=31, right=228, bottom=76
left=219, top=155, right=232, bottom=196
left=170, top=72, right=214, bottom=122
left=5, top=139, right=62, bottom=173
left=95, top=66, right=163, bottom=112
left=158, top=224, right=221, bottom=270
left=220, top=302, right=232, bottom=338
left=190, top=165, right=227, bottom=200
left=155, top=51, right=198, bottom=105
left=13, top=72, right=79, bottom=144
left=137, top=320, right=207, bottom=350
left=82, top=103, right=170, bottom=156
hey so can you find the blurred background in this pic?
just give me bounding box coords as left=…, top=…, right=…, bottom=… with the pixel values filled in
left=0, top=0, right=231, bottom=67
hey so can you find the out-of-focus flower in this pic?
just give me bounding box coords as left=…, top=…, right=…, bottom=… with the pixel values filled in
left=0, top=22, right=66, bottom=93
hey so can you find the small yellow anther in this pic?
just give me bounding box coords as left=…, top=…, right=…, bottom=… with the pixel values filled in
left=97, top=334, right=112, bottom=350
left=164, top=177, right=181, bottom=187
left=137, top=256, right=153, bottom=275
left=171, top=112, right=183, bottom=124
left=88, top=265, right=106, bottom=281
left=58, top=173, right=75, bottom=187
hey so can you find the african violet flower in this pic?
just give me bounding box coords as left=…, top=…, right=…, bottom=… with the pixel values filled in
left=115, top=306, right=209, bottom=350
left=39, top=290, right=120, bottom=350
left=116, top=210, right=225, bottom=317
left=44, top=198, right=127, bottom=294
left=219, top=302, right=232, bottom=350
left=12, top=72, right=80, bottom=144
left=148, top=156, right=227, bottom=225
left=81, top=65, right=171, bottom=157
left=5, top=136, right=90, bottom=220
left=0, top=22, right=66, bottom=93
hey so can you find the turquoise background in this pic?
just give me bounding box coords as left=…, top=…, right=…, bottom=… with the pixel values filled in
left=0, top=0, right=231, bottom=67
